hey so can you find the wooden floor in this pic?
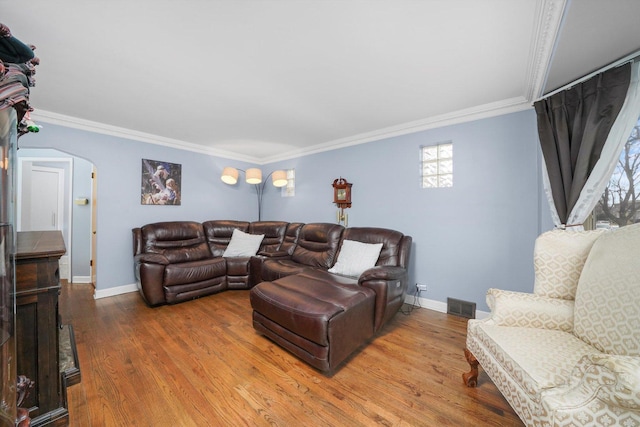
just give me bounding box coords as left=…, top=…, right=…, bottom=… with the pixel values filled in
left=59, top=282, right=523, bottom=427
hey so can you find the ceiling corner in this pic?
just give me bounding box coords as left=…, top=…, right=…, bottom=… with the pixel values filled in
left=524, top=0, right=568, bottom=102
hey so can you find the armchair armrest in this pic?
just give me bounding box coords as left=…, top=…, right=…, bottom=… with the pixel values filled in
left=486, top=288, right=574, bottom=332
left=586, top=354, right=640, bottom=409
left=541, top=354, right=640, bottom=423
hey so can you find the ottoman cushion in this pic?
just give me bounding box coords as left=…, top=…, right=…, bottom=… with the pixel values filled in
left=250, top=273, right=377, bottom=371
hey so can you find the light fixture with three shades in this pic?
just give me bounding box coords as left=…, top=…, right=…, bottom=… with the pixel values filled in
left=220, top=167, right=288, bottom=220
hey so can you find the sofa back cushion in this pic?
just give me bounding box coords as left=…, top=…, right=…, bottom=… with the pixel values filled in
left=280, top=223, right=303, bottom=255
left=573, top=223, right=640, bottom=356
left=141, top=221, right=211, bottom=263
left=291, top=223, right=344, bottom=269
left=341, top=227, right=406, bottom=268
left=533, top=229, right=605, bottom=300
left=249, top=221, right=289, bottom=253
left=203, top=220, right=250, bottom=257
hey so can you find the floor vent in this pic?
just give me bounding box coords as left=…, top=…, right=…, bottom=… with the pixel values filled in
left=447, top=297, right=476, bottom=319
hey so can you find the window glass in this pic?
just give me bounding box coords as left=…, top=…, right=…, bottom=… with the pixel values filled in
left=593, top=118, right=640, bottom=228
left=421, top=142, right=453, bottom=188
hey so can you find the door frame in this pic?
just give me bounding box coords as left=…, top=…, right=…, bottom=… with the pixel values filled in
left=17, top=157, right=74, bottom=281
left=91, top=166, right=97, bottom=286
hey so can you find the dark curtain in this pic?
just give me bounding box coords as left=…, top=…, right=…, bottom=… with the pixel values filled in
left=534, top=63, right=631, bottom=225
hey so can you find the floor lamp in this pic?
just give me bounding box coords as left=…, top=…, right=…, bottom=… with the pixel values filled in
left=221, top=167, right=287, bottom=220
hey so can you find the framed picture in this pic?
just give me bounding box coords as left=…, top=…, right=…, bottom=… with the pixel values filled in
left=141, top=159, right=182, bottom=205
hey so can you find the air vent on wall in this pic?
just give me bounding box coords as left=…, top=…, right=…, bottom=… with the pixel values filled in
left=447, top=297, right=476, bottom=319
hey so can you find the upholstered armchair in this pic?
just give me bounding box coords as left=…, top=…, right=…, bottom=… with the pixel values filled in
left=463, top=224, right=640, bottom=427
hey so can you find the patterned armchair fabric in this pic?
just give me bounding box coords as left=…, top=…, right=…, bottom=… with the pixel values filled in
left=465, top=224, right=640, bottom=427
left=532, top=228, right=605, bottom=300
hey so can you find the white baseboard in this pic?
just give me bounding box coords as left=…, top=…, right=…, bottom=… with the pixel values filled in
left=94, top=283, right=138, bottom=299
left=91, top=286, right=491, bottom=319
left=404, top=294, right=489, bottom=319
left=71, top=276, right=92, bottom=284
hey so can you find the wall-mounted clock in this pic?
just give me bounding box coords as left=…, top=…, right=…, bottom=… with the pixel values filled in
left=332, top=177, right=352, bottom=209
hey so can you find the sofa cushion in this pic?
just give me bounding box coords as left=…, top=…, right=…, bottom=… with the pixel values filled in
left=249, top=221, right=288, bottom=253
left=260, top=259, right=314, bottom=282
left=203, top=220, right=250, bottom=257
left=279, top=223, right=303, bottom=255
left=469, top=322, right=597, bottom=401
left=533, top=229, right=605, bottom=300
left=573, top=223, right=640, bottom=356
left=223, top=229, right=264, bottom=257
left=328, top=239, right=383, bottom=278
left=250, top=274, right=375, bottom=347
left=291, top=223, right=344, bottom=268
left=163, top=257, right=227, bottom=286
left=141, top=221, right=212, bottom=263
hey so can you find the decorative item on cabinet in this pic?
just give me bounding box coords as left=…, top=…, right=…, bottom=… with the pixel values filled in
left=332, top=177, right=352, bottom=227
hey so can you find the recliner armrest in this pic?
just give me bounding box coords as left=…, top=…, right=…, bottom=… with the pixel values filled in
left=486, top=288, right=574, bottom=331
left=257, top=250, right=290, bottom=258
left=358, top=266, right=408, bottom=332
left=134, top=253, right=170, bottom=265
left=134, top=254, right=169, bottom=306
left=358, top=265, right=406, bottom=283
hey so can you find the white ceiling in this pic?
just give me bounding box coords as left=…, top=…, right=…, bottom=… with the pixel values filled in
left=3, top=0, right=640, bottom=163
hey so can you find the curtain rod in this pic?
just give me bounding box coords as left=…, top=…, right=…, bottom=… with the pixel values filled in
left=535, top=48, right=640, bottom=103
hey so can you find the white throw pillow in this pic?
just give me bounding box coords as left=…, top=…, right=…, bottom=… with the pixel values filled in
left=222, top=229, right=264, bottom=257
left=328, top=240, right=383, bottom=278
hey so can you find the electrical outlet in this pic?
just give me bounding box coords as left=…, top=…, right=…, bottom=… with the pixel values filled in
left=416, top=283, right=427, bottom=292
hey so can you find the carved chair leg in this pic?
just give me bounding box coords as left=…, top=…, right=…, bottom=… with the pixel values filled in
left=462, top=348, right=479, bottom=387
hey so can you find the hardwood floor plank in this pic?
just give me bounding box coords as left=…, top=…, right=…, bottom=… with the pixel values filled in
left=61, top=283, right=523, bottom=426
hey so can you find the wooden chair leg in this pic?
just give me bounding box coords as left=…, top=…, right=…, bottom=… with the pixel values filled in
left=462, top=348, right=479, bottom=387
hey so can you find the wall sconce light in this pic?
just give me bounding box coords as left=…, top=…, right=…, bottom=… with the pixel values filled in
left=221, top=167, right=287, bottom=220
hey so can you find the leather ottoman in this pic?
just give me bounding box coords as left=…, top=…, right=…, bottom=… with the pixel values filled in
left=250, top=272, right=376, bottom=373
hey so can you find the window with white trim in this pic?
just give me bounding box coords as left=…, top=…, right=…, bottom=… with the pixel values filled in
left=421, top=142, right=453, bottom=188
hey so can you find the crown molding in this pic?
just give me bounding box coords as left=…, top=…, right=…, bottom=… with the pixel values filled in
left=524, top=0, right=568, bottom=102
left=32, top=98, right=532, bottom=166
left=29, top=109, right=257, bottom=163
left=261, top=96, right=532, bottom=164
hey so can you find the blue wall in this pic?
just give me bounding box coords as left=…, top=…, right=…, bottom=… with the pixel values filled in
left=264, top=109, right=554, bottom=310
left=18, top=108, right=553, bottom=310
left=18, top=126, right=256, bottom=293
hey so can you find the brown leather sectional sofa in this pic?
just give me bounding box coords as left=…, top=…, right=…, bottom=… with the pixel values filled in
left=133, top=220, right=298, bottom=305
left=133, top=219, right=412, bottom=373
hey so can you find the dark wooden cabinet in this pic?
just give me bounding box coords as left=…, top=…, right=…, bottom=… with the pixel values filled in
left=15, top=231, right=68, bottom=427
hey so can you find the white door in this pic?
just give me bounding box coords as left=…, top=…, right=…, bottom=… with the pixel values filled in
left=18, top=160, right=71, bottom=281
left=27, top=166, right=64, bottom=231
